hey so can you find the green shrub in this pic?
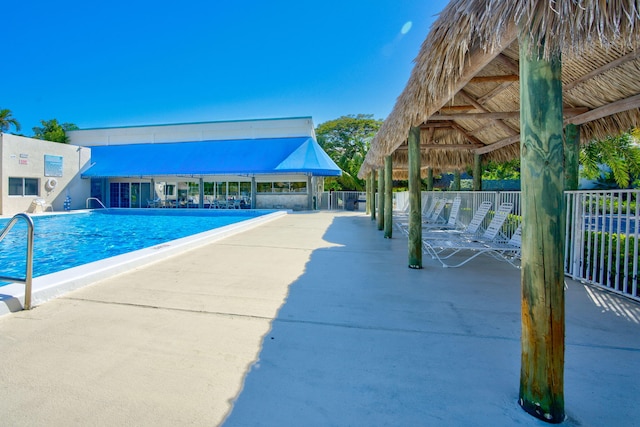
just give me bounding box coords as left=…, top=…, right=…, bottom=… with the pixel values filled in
left=582, top=231, right=640, bottom=296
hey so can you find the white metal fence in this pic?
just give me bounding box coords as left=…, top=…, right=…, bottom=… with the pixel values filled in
left=319, top=191, right=367, bottom=211
left=565, top=190, right=640, bottom=302
left=320, top=189, right=640, bottom=302
left=394, top=191, right=522, bottom=239
left=393, top=190, right=640, bottom=302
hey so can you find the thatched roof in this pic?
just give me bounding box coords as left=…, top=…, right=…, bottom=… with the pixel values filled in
left=359, top=0, right=640, bottom=179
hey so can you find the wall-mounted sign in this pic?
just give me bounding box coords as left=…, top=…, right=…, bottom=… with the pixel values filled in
left=44, top=155, right=63, bottom=177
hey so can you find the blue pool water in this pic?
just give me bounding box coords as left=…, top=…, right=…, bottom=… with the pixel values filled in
left=0, top=209, right=268, bottom=286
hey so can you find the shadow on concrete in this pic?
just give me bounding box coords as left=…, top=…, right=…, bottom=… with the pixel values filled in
left=0, top=293, right=24, bottom=313
left=221, top=214, right=558, bottom=426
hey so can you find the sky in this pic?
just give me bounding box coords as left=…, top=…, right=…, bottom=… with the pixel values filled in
left=5, top=0, right=450, bottom=135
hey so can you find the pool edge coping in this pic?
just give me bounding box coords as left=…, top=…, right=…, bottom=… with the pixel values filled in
left=0, top=210, right=289, bottom=317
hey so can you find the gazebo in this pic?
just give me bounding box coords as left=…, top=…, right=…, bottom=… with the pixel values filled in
left=358, top=1, right=640, bottom=423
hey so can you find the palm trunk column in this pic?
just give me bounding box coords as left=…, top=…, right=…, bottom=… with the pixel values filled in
left=377, top=167, right=385, bottom=231
left=518, top=32, right=566, bottom=423
left=384, top=155, right=393, bottom=238
left=408, top=126, right=422, bottom=268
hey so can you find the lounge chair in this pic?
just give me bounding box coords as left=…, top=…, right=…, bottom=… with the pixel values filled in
left=424, top=198, right=447, bottom=224
left=420, top=200, right=493, bottom=241
left=396, top=196, right=447, bottom=231
left=147, top=198, right=162, bottom=208
left=423, top=202, right=516, bottom=268
left=397, top=197, right=463, bottom=235
left=27, top=198, right=53, bottom=213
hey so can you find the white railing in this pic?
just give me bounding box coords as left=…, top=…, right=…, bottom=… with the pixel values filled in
left=320, top=191, right=366, bottom=211
left=324, top=189, right=640, bottom=301
left=565, top=190, right=640, bottom=302
left=396, top=191, right=522, bottom=239
left=394, top=189, right=639, bottom=302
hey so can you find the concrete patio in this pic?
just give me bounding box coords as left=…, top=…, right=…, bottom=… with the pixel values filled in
left=0, top=211, right=638, bottom=426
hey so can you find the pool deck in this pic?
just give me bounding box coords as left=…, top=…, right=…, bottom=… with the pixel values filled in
left=0, top=211, right=639, bottom=426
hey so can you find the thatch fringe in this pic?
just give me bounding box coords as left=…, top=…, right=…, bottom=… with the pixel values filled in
left=358, top=0, right=640, bottom=179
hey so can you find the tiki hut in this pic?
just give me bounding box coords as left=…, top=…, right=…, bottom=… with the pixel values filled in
left=358, top=0, right=640, bottom=178
left=359, top=1, right=640, bottom=423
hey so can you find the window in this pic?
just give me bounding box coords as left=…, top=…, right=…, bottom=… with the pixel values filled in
left=240, top=182, right=251, bottom=197
left=256, top=181, right=307, bottom=194
left=257, top=182, right=272, bottom=193
left=228, top=182, right=239, bottom=197
left=291, top=182, right=307, bottom=193
left=273, top=182, right=288, bottom=193
left=9, top=177, right=39, bottom=196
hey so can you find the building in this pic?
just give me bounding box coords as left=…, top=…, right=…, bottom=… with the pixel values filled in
left=0, top=117, right=341, bottom=216
left=0, top=133, right=92, bottom=215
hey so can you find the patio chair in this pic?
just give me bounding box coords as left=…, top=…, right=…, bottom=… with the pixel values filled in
left=423, top=196, right=462, bottom=230
left=420, top=200, right=493, bottom=241
left=27, top=198, right=53, bottom=213
left=147, top=198, right=162, bottom=208
left=424, top=198, right=447, bottom=224
left=397, top=197, right=463, bottom=236
left=423, top=202, right=516, bottom=268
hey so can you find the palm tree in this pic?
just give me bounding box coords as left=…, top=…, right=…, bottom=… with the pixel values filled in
left=580, top=130, right=640, bottom=188
left=0, top=109, right=21, bottom=133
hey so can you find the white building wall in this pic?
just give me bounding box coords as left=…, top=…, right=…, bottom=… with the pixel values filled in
left=0, top=134, right=91, bottom=216
left=67, top=117, right=316, bottom=146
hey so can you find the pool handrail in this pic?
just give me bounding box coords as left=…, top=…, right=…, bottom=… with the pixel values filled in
left=86, top=197, right=107, bottom=209
left=0, top=213, right=34, bottom=310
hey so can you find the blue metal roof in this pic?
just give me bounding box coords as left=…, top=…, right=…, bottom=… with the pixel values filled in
left=81, top=137, right=342, bottom=178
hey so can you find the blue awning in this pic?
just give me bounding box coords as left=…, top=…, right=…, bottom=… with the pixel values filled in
left=81, top=137, right=342, bottom=178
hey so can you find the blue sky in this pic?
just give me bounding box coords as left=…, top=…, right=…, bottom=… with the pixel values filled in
left=5, top=1, right=449, bottom=135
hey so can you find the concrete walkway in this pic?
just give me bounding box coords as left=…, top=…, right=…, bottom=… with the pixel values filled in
left=0, top=211, right=639, bottom=426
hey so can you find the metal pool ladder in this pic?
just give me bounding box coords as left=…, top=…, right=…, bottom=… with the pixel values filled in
left=86, top=197, right=107, bottom=209
left=0, top=213, right=35, bottom=310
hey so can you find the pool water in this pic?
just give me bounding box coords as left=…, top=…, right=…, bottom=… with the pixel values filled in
left=0, top=209, right=267, bottom=285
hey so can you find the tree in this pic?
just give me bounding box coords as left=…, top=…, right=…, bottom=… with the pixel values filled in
left=0, top=108, right=21, bottom=133
left=316, top=114, right=383, bottom=190
left=482, top=159, right=520, bottom=180
left=32, top=119, right=79, bottom=143
left=580, top=130, right=640, bottom=188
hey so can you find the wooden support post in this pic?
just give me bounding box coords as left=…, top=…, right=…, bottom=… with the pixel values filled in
left=426, top=168, right=434, bottom=191
left=518, top=33, right=565, bottom=423
left=473, top=154, right=482, bottom=191
left=564, top=124, right=580, bottom=191
left=371, top=171, right=376, bottom=221
left=365, top=172, right=371, bottom=214
left=453, top=170, right=461, bottom=191
left=408, top=127, right=422, bottom=268
left=384, top=156, right=393, bottom=238
left=377, top=167, right=385, bottom=230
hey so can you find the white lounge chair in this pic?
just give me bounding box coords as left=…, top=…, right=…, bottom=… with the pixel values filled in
left=423, top=202, right=516, bottom=268
left=27, top=198, right=53, bottom=213
left=147, top=198, right=162, bottom=208
left=397, top=197, right=463, bottom=235
left=420, top=200, right=493, bottom=241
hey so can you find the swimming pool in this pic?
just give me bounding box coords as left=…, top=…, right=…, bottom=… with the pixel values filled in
left=0, top=209, right=286, bottom=313
left=0, top=209, right=274, bottom=284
